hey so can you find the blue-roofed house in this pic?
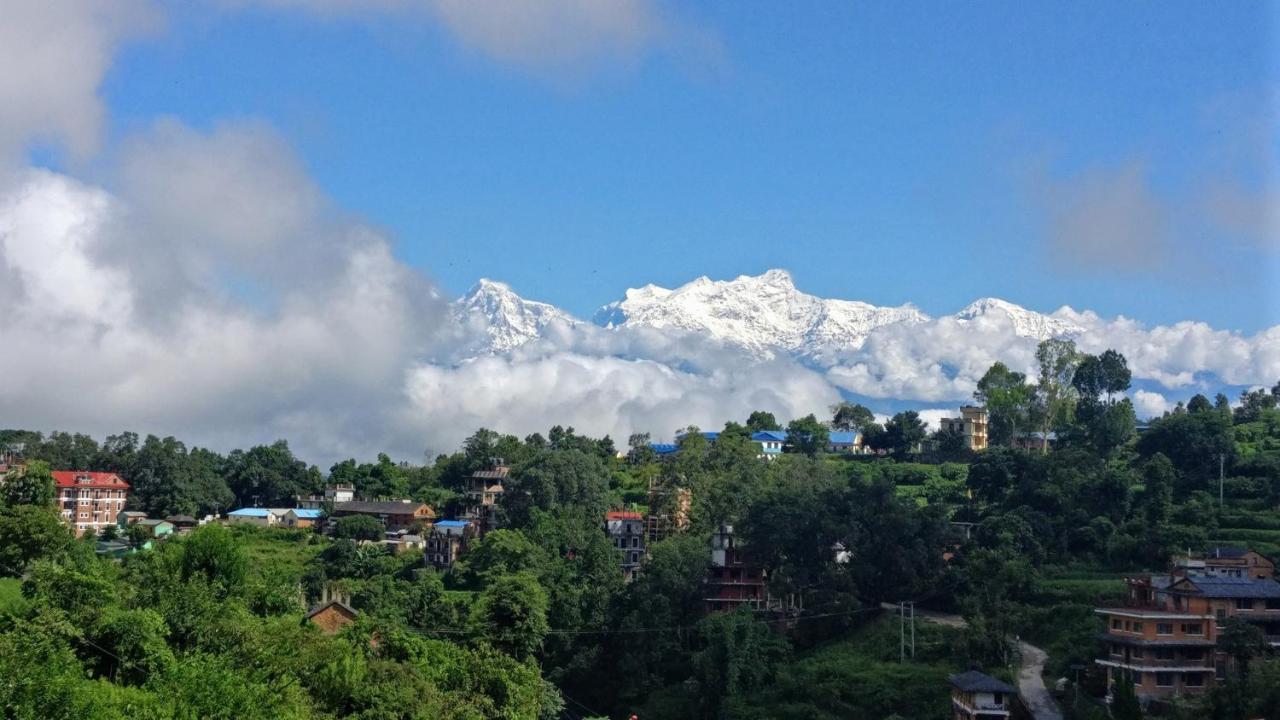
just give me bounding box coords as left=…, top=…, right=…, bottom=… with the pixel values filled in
left=227, top=507, right=292, bottom=527
left=285, top=508, right=325, bottom=529
left=426, top=519, right=477, bottom=569
left=827, top=431, right=861, bottom=454
left=649, top=442, right=679, bottom=457
left=750, top=430, right=787, bottom=459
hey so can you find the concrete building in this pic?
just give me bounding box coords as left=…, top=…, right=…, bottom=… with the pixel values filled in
left=1170, top=547, right=1276, bottom=581
left=53, top=471, right=130, bottom=537
left=605, top=510, right=646, bottom=582
left=425, top=519, right=476, bottom=569
left=227, top=507, right=290, bottom=526
left=949, top=671, right=1015, bottom=719
left=704, top=524, right=768, bottom=613
left=939, top=406, right=989, bottom=451
left=461, top=461, right=507, bottom=535
left=284, top=508, right=324, bottom=528
left=1095, top=559, right=1280, bottom=702
left=297, top=483, right=356, bottom=510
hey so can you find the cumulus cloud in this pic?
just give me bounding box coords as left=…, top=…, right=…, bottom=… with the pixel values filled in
left=0, top=0, right=157, bottom=162
left=1133, top=390, right=1170, bottom=419
left=216, top=0, right=718, bottom=75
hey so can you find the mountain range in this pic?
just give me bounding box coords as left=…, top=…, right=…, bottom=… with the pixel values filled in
left=452, top=269, right=1086, bottom=363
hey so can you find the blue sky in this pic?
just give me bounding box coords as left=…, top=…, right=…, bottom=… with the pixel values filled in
left=84, top=2, right=1280, bottom=330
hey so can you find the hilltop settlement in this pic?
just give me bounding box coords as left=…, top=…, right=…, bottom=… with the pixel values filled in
left=1, top=340, right=1279, bottom=720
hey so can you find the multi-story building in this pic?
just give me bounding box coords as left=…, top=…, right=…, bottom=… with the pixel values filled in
left=940, top=406, right=989, bottom=451
left=1095, top=561, right=1280, bottom=702
left=53, top=471, right=130, bottom=537
left=425, top=519, right=476, bottom=569
left=1170, top=547, right=1275, bottom=581
left=605, top=510, right=646, bottom=582
left=297, top=483, right=356, bottom=510
left=461, top=461, right=507, bottom=535
left=704, top=524, right=768, bottom=613
left=949, top=670, right=1016, bottom=719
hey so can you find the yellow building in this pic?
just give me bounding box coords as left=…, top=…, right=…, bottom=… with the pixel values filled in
left=940, top=406, right=989, bottom=451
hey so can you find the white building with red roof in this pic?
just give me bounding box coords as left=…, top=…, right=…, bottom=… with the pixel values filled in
left=52, top=471, right=130, bottom=537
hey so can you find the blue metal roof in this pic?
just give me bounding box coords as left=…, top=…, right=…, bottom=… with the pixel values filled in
left=228, top=508, right=271, bottom=517
left=649, top=443, right=679, bottom=454
left=434, top=520, right=472, bottom=528
left=290, top=508, right=324, bottom=519
left=750, top=430, right=788, bottom=442
left=828, top=431, right=859, bottom=444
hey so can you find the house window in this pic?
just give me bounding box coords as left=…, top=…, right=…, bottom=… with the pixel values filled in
left=1184, top=648, right=1204, bottom=661
left=1132, top=647, right=1144, bottom=659
left=1132, top=621, right=1144, bottom=633
left=1182, top=623, right=1203, bottom=635
left=1155, top=648, right=1174, bottom=660
left=1155, top=673, right=1174, bottom=687
left=991, top=692, right=1004, bottom=707
left=1111, top=644, right=1123, bottom=657
left=1185, top=673, right=1204, bottom=687
left=1112, top=619, right=1122, bottom=630
left=1235, top=598, right=1253, bottom=610
left=1156, top=623, right=1173, bottom=635
left=1266, top=599, right=1280, bottom=610
left=631, top=537, right=639, bottom=548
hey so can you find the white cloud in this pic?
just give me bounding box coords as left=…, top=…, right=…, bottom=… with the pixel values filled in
left=0, top=0, right=157, bottom=162
left=1133, top=390, right=1170, bottom=419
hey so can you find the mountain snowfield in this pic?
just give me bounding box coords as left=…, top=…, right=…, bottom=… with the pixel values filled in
left=457, top=268, right=1084, bottom=360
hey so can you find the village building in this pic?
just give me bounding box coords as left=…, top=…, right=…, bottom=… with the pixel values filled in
left=331, top=500, right=434, bottom=532
left=1170, top=547, right=1276, bottom=581
left=425, top=519, right=476, bottom=569
left=116, top=510, right=148, bottom=526
left=297, top=483, right=356, bottom=510
left=605, top=510, right=646, bottom=582
left=165, top=515, right=199, bottom=534
left=1011, top=431, right=1056, bottom=452
left=939, top=406, right=989, bottom=451
left=284, top=508, right=324, bottom=529
left=307, top=599, right=358, bottom=635
left=704, top=524, right=768, bottom=613
left=948, top=670, right=1015, bottom=719
left=1095, top=553, right=1280, bottom=702
left=134, top=518, right=174, bottom=540
left=826, top=430, right=863, bottom=454
left=460, top=461, right=507, bottom=535
left=227, top=507, right=291, bottom=526
left=53, top=471, right=130, bottom=537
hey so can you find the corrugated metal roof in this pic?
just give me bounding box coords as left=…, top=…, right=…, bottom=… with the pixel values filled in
left=289, top=509, right=324, bottom=519
left=1172, top=576, right=1280, bottom=599
left=434, top=520, right=472, bottom=528
left=750, top=430, right=787, bottom=442
left=828, top=431, right=859, bottom=444
left=229, top=508, right=272, bottom=517
left=949, top=670, right=1016, bottom=694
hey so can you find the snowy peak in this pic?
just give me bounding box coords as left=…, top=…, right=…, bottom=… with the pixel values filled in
left=954, top=297, right=1084, bottom=339
left=593, top=269, right=929, bottom=359
left=453, top=279, right=578, bottom=353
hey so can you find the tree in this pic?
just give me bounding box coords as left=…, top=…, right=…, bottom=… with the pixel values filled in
left=830, top=402, right=874, bottom=432
left=883, top=411, right=927, bottom=456
left=1218, top=618, right=1268, bottom=679
left=179, top=523, right=248, bottom=598
left=1031, top=339, right=1081, bottom=453
left=745, top=411, right=780, bottom=432
left=454, top=529, right=545, bottom=587
left=0, top=505, right=72, bottom=576
left=974, top=362, right=1033, bottom=446
left=1187, top=394, right=1212, bottom=414
left=222, top=440, right=321, bottom=508
left=784, top=415, right=829, bottom=457
left=2, top=460, right=55, bottom=507
left=470, top=572, right=549, bottom=660
left=693, top=608, right=788, bottom=720
left=1137, top=411, right=1234, bottom=490
left=333, top=514, right=384, bottom=542
left=1110, top=670, right=1143, bottom=720
left=502, top=449, right=611, bottom=529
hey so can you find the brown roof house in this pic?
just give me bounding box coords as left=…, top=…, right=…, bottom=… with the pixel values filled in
left=330, top=500, right=434, bottom=532
left=306, top=587, right=358, bottom=635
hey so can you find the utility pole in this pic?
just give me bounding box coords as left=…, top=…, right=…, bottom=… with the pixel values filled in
left=898, top=601, right=916, bottom=661
left=910, top=601, right=916, bottom=658
left=1219, top=453, right=1225, bottom=507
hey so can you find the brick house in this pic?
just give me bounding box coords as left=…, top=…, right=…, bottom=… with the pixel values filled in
left=1095, top=561, right=1280, bottom=702
left=306, top=599, right=358, bottom=635
left=704, top=524, right=768, bottom=613
left=425, top=519, right=476, bottom=569
left=330, top=500, right=434, bottom=532
left=461, top=462, right=507, bottom=535
left=53, top=471, right=130, bottom=537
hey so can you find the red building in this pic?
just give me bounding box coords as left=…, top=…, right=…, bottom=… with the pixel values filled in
left=53, top=471, right=130, bottom=537
left=704, top=524, right=768, bottom=613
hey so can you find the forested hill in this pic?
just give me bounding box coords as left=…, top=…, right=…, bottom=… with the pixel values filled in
left=1, top=346, right=1279, bottom=719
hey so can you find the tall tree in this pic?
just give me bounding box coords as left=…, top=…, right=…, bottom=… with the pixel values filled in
left=1031, top=339, right=1081, bottom=453
left=469, top=572, right=549, bottom=661
left=745, top=411, right=780, bottom=432
left=883, top=411, right=927, bottom=456
left=784, top=415, right=829, bottom=457
left=830, top=402, right=875, bottom=432
left=2, top=460, right=55, bottom=507
left=974, top=362, right=1033, bottom=446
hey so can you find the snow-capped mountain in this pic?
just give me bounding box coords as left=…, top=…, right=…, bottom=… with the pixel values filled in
left=453, top=279, right=579, bottom=353
left=455, top=269, right=1083, bottom=359
left=594, top=269, right=929, bottom=360
left=953, top=297, right=1085, bottom=340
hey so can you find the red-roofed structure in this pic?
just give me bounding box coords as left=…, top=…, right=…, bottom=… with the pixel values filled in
left=52, top=471, right=130, bottom=537
left=606, top=510, right=643, bottom=521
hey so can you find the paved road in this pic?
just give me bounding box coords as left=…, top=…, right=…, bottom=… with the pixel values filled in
left=1017, top=640, right=1063, bottom=720
left=880, top=603, right=1063, bottom=720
